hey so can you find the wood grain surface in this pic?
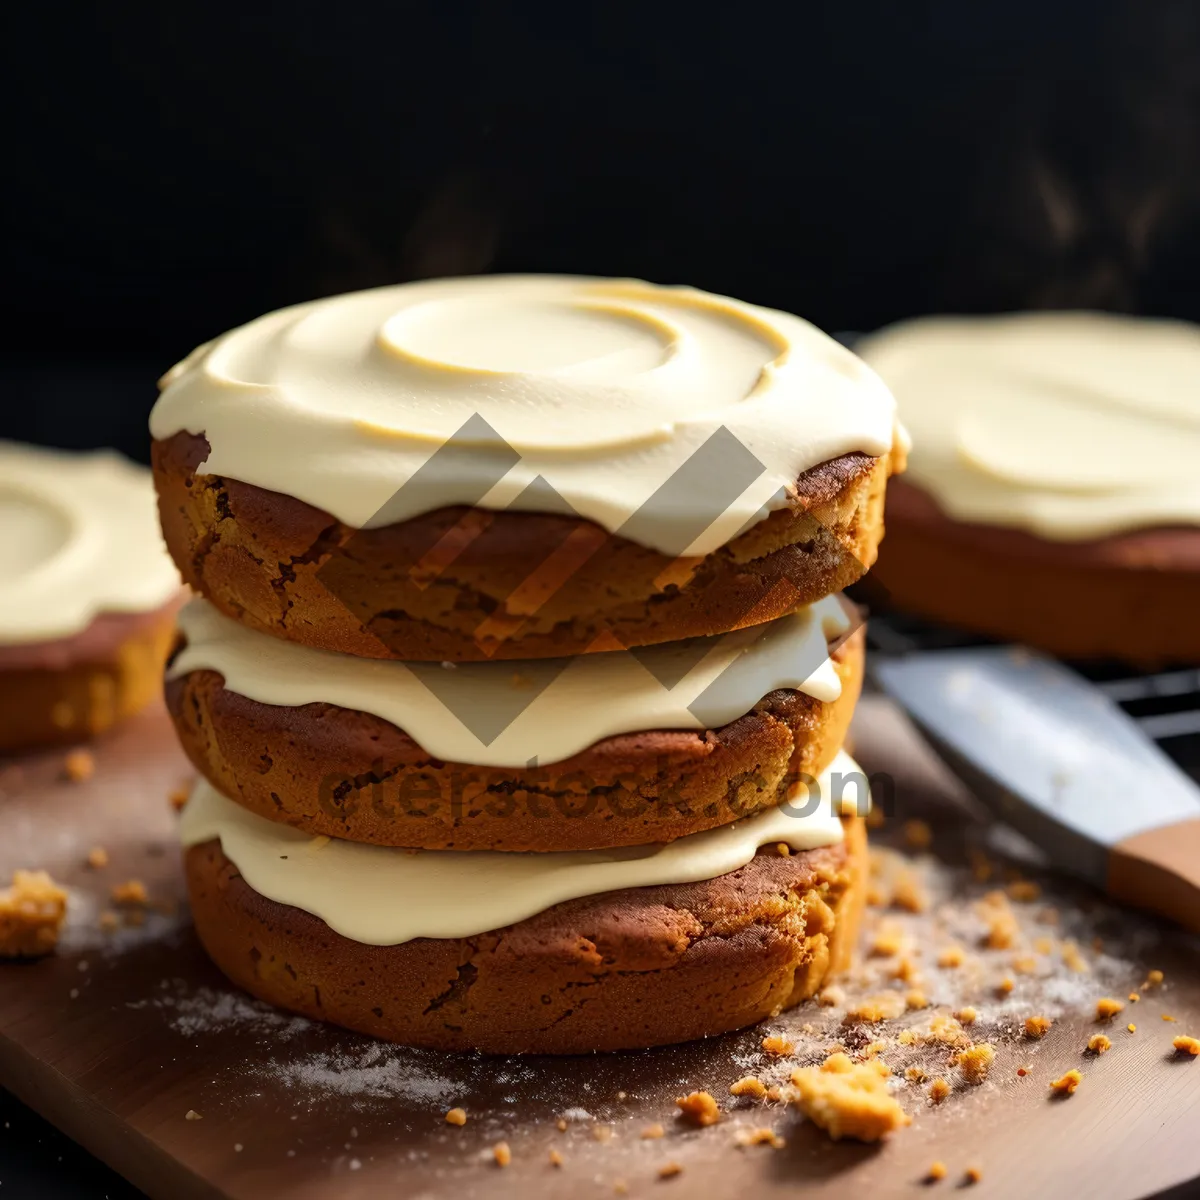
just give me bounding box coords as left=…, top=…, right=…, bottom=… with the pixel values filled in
left=1, top=696, right=1199, bottom=1200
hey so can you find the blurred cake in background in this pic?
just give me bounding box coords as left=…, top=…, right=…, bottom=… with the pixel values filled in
left=0, top=442, right=182, bottom=753
left=858, top=312, right=1200, bottom=663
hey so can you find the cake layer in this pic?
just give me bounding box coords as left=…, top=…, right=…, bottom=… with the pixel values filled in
left=183, top=816, right=865, bottom=1053
left=166, top=604, right=864, bottom=850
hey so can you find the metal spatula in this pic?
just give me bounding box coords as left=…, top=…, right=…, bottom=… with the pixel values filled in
left=875, top=646, right=1200, bottom=933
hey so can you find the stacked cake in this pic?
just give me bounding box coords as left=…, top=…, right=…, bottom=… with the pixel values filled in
left=149, top=276, right=905, bottom=1053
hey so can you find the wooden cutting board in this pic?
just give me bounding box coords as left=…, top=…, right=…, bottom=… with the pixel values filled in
left=2, top=696, right=1199, bottom=1200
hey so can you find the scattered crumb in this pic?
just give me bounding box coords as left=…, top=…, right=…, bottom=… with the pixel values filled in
left=658, top=1161, right=683, bottom=1179
left=955, top=1043, right=995, bottom=1084
left=1146, top=969, right=1165, bottom=987
left=844, top=993, right=906, bottom=1023
left=1016, top=1067, right=1030, bottom=1077
left=444, top=1108, right=466, bottom=1126
left=1087, top=1034, right=1112, bottom=1055
left=956, top=1007, right=978, bottom=1025
left=996, top=976, right=1015, bottom=996
left=556, top=1119, right=568, bottom=1132
left=493, top=1142, right=511, bottom=1167
left=85, top=846, right=108, bottom=870
left=898, top=1030, right=919, bottom=1046
left=979, top=891, right=1019, bottom=949
left=905, top=990, right=929, bottom=1011
left=1007, top=880, right=1041, bottom=903
left=1164, top=1014, right=1178, bottom=1022
left=928, top=1078, right=950, bottom=1104
left=734, top=1127, right=786, bottom=1149
left=1024, top=1015, right=1053, bottom=1039
left=641, top=1123, right=665, bottom=1140
left=869, top=920, right=908, bottom=958
left=967, top=848, right=993, bottom=882
left=774, top=842, right=790, bottom=857
left=902, top=819, right=932, bottom=850
left=937, top=944, right=966, bottom=968
left=614, top=1180, right=628, bottom=1195
left=818, top=984, right=846, bottom=1007
left=185, top=1110, right=202, bottom=1121
left=929, top=1015, right=970, bottom=1047
left=964, top=1165, right=983, bottom=1185
left=905, top=1067, right=927, bottom=1082
left=927, top=1161, right=948, bottom=1182
left=1129, top=992, right=1140, bottom=1003
left=592, top=1125, right=614, bottom=1143
left=761, top=1034, right=794, bottom=1056
left=892, top=869, right=928, bottom=914
left=62, top=749, right=95, bottom=783
left=864, top=1041, right=888, bottom=1058
left=676, top=1091, right=720, bottom=1127
left=0, top=870, right=68, bottom=958
left=1095, top=997, right=1124, bottom=1021
left=1011, top=954, right=1040, bottom=975
left=891, top=955, right=921, bottom=982
left=730, top=1077, right=767, bottom=1099
left=1060, top=941, right=1089, bottom=972
left=98, top=911, right=119, bottom=933
left=788, top=1054, right=910, bottom=1142
left=548, top=1149, right=564, bottom=1167
left=111, top=879, right=148, bottom=906
left=1034, top=936, right=1054, bottom=955
left=1173, top=1036, right=1200, bottom=1057
left=168, top=786, right=190, bottom=812
left=1049, top=1070, right=1082, bottom=1097
left=1127, top=1023, right=1137, bottom=1034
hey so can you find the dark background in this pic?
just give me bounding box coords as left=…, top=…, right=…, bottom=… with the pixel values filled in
left=4, top=0, right=1200, bottom=463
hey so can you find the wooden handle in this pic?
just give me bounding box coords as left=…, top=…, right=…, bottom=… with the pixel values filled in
left=1108, top=817, right=1200, bottom=934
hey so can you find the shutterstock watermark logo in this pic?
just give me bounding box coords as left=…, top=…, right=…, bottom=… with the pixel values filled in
left=307, top=415, right=881, bottom=826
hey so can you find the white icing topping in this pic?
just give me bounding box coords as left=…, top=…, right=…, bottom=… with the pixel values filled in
left=0, top=442, right=181, bottom=644
left=857, top=312, right=1200, bottom=540
left=150, top=276, right=899, bottom=556
left=170, top=595, right=853, bottom=768
left=180, top=751, right=864, bottom=945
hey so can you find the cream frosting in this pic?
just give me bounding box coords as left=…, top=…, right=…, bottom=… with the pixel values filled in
left=180, top=750, right=865, bottom=945
left=150, top=275, right=899, bottom=557
left=170, top=594, right=853, bottom=767
left=857, top=312, right=1200, bottom=540
left=0, top=442, right=181, bottom=644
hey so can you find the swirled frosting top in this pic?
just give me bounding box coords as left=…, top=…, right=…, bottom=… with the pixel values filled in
left=857, top=312, right=1200, bottom=540
left=150, top=275, right=900, bottom=556
left=0, top=442, right=181, bottom=644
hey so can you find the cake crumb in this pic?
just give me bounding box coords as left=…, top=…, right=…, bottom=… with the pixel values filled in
left=892, top=869, right=928, bottom=914
left=444, top=1108, right=467, bottom=1126
left=592, top=1125, right=614, bottom=1143
left=1011, top=954, right=1040, bottom=975
left=1087, top=1034, right=1112, bottom=1055
left=1129, top=992, right=1141, bottom=1003
left=0, top=870, right=68, bottom=958
left=870, top=919, right=908, bottom=958
left=734, top=1127, right=785, bottom=1149
left=676, top=1091, right=720, bottom=1127
left=641, top=1123, right=665, bottom=1140
left=955, top=1043, right=995, bottom=1084
left=548, top=1149, right=564, bottom=1167
left=905, top=1066, right=927, bottom=1082
left=658, top=1161, right=683, bottom=1179
left=614, top=1180, right=628, bottom=1195
left=788, top=1054, right=910, bottom=1142
left=730, top=1077, right=767, bottom=1099
left=62, top=749, right=95, bottom=783
left=844, top=993, right=906, bottom=1023
left=168, top=786, right=190, bottom=812
left=111, top=879, right=148, bottom=906
left=774, top=842, right=790, bottom=857
left=1007, top=880, right=1041, bottom=903
left=1146, top=969, right=1165, bottom=987
left=937, top=945, right=966, bottom=968
left=98, top=910, right=120, bottom=932
left=927, top=1161, right=948, bottom=1182
left=905, top=989, right=929, bottom=1011
left=898, top=1030, right=919, bottom=1046
left=902, top=819, right=932, bottom=850
left=964, top=1165, right=983, bottom=1185
left=1127, top=1023, right=1137, bottom=1034
left=929, top=1014, right=970, bottom=1047
left=956, top=1007, right=978, bottom=1025
left=1060, top=940, right=1089, bottom=972
left=86, top=846, right=109, bottom=870
left=493, top=1142, right=511, bottom=1167
left=761, top=1034, right=794, bottom=1056
left=1173, top=1036, right=1200, bottom=1056
left=556, top=1118, right=568, bottom=1132
left=979, top=891, right=1019, bottom=949
left=185, top=1110, right=202, bottom=1121
left=928, top=1078, right=950, bottom=1104
left=996, top=976, right=1015, bottom=995
left=1164, top=1014, right=1178, bottom=1022
left=1016, top=1066, right=1030, bottom=1077
left=818, top=984, right=846, bottom=1007
left=1049, top=1070, right=1082, bottom=1097
left=1095, top=997, right=1124, bottom=1021
left=1024, top=1015, right=1053, bottom=1039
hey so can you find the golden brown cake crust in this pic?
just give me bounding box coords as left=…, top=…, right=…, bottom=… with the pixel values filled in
left=166, top=628, right=863, bottom=852
left=0, top=604, right=180, bottom=754
left=874, top=479, right=1200, bottom=664
left=152, top=432, right=899, bottom=661
left=183, top=815, right=865, bottom=1054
